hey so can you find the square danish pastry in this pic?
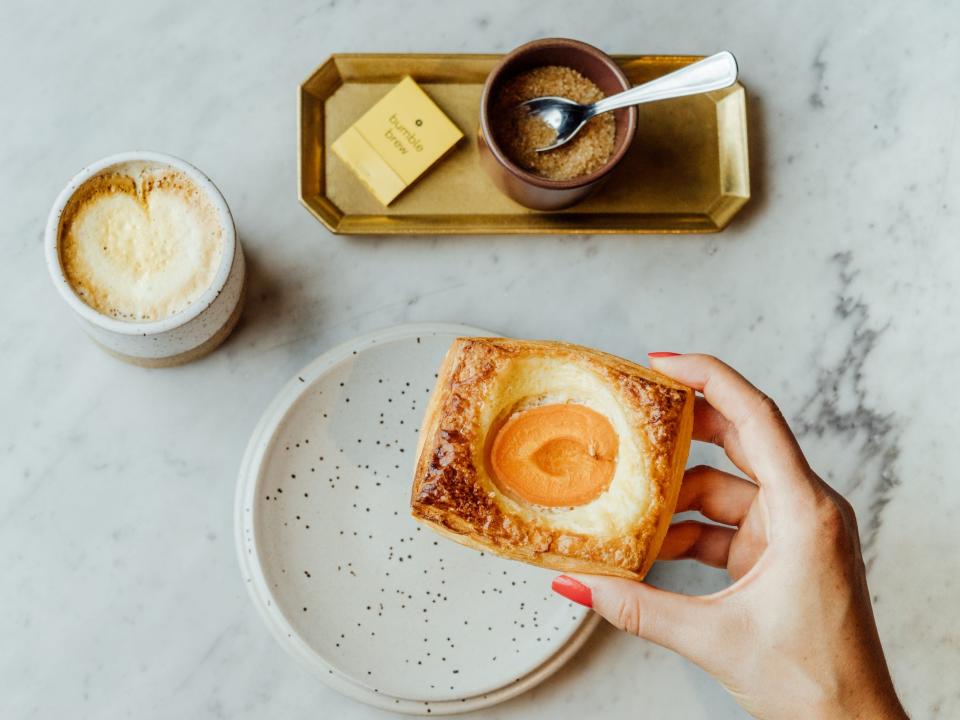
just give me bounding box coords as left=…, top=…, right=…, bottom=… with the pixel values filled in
left=411, top=338, right=694, bottom=580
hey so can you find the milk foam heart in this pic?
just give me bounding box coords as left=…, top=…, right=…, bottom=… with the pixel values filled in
left=59, top=162, right=223, bottom=322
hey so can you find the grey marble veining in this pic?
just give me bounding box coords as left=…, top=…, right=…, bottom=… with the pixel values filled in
left=1, top=0, right=959, bottom=718
left=794, top=251, right=901, bottom=561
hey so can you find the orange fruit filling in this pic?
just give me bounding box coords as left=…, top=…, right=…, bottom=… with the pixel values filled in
left=488, top=403, right=618, bottom=507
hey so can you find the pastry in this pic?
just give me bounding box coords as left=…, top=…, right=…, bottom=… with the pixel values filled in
left=410, top=338, right=694, bottom=580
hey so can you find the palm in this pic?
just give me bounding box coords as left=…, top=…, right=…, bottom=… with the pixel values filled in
left=725, top=494, right=767, bottom=580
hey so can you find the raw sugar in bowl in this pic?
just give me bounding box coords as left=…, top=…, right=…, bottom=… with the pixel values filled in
left=478, top=38, right=638, bottom=211
left=44, top=151, right=245, bottom=367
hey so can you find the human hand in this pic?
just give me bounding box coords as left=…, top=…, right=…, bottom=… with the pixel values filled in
left=550, top=353, right=906, bottom=720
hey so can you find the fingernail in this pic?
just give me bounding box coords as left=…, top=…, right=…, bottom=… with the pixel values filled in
left=648, top=351, right=681, bottom=358
left=551, top=575, right=593, bottom=608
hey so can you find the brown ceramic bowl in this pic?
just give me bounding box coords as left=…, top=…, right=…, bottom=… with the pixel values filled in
left=478, top=38, right=638, bottom=211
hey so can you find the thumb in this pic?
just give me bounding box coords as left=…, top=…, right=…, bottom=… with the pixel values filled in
left=553, top=574, right=723, bottom=669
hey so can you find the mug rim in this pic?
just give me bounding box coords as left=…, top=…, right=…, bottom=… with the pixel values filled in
left=44, top=150, right=237, bottom=336
left=479, top=37, right=638, bottom=190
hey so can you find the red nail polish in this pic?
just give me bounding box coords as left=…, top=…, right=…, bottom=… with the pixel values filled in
left=648, top=351, right=681, bottom=358
left=551, top=575, right=593, bottom=608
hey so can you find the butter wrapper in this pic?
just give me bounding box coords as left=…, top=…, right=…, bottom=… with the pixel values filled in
left=332, top=76, right=463, bottom=205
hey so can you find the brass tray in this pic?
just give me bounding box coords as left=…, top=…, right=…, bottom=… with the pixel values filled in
left=299, top=54, right=749, bottom=235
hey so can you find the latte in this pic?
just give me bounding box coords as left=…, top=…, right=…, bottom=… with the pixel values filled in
left=59, top=162, right=223, bottom=322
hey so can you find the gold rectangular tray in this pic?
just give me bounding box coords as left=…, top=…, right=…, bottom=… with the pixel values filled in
left=299, top=54, right=749, bottom=235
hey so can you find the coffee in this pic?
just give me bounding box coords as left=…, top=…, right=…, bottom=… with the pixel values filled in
left=58, top=162, right=223, bottom=322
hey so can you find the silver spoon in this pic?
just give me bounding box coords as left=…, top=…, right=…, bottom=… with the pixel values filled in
left=521, top=51, right=739, bottom=152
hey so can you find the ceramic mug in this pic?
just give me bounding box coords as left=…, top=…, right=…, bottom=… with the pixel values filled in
left=477, top=38, right=638, bottom=211
left=44, top=151, right=246, bottom=367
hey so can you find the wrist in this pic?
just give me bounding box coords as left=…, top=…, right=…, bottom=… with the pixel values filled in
left=813, top=690, right=907, bottom=720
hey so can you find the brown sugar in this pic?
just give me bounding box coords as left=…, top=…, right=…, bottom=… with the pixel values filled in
left=492, top=66, right=616, bottom=181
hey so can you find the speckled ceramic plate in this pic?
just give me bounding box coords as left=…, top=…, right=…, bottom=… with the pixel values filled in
left=236, top=323, right=598, bottom=715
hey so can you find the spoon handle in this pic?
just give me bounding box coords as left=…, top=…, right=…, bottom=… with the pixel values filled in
left=589, top=51, right=739, bottom=117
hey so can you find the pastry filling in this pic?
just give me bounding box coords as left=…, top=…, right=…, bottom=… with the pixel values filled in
left=488, top=403, right=618, bottom=507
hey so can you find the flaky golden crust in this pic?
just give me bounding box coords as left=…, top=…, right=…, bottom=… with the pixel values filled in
left=411, top=338, right=694, bottom=581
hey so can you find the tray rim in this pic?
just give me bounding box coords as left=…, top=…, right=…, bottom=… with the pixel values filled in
left=298, top=53, right=750, bottom=235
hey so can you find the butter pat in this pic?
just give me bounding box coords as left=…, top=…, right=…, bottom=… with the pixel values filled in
left=332, top=76, right=463, bottom=205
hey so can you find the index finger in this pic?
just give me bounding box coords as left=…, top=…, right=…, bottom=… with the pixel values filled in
left=649, top=353, right=812, bottom=492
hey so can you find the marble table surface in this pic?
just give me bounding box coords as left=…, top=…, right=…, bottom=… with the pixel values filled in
left=2, top=1, right=958, bottom=718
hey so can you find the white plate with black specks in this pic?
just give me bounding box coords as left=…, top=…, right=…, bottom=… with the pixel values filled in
left=236, top=323, right=598, bottom=715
